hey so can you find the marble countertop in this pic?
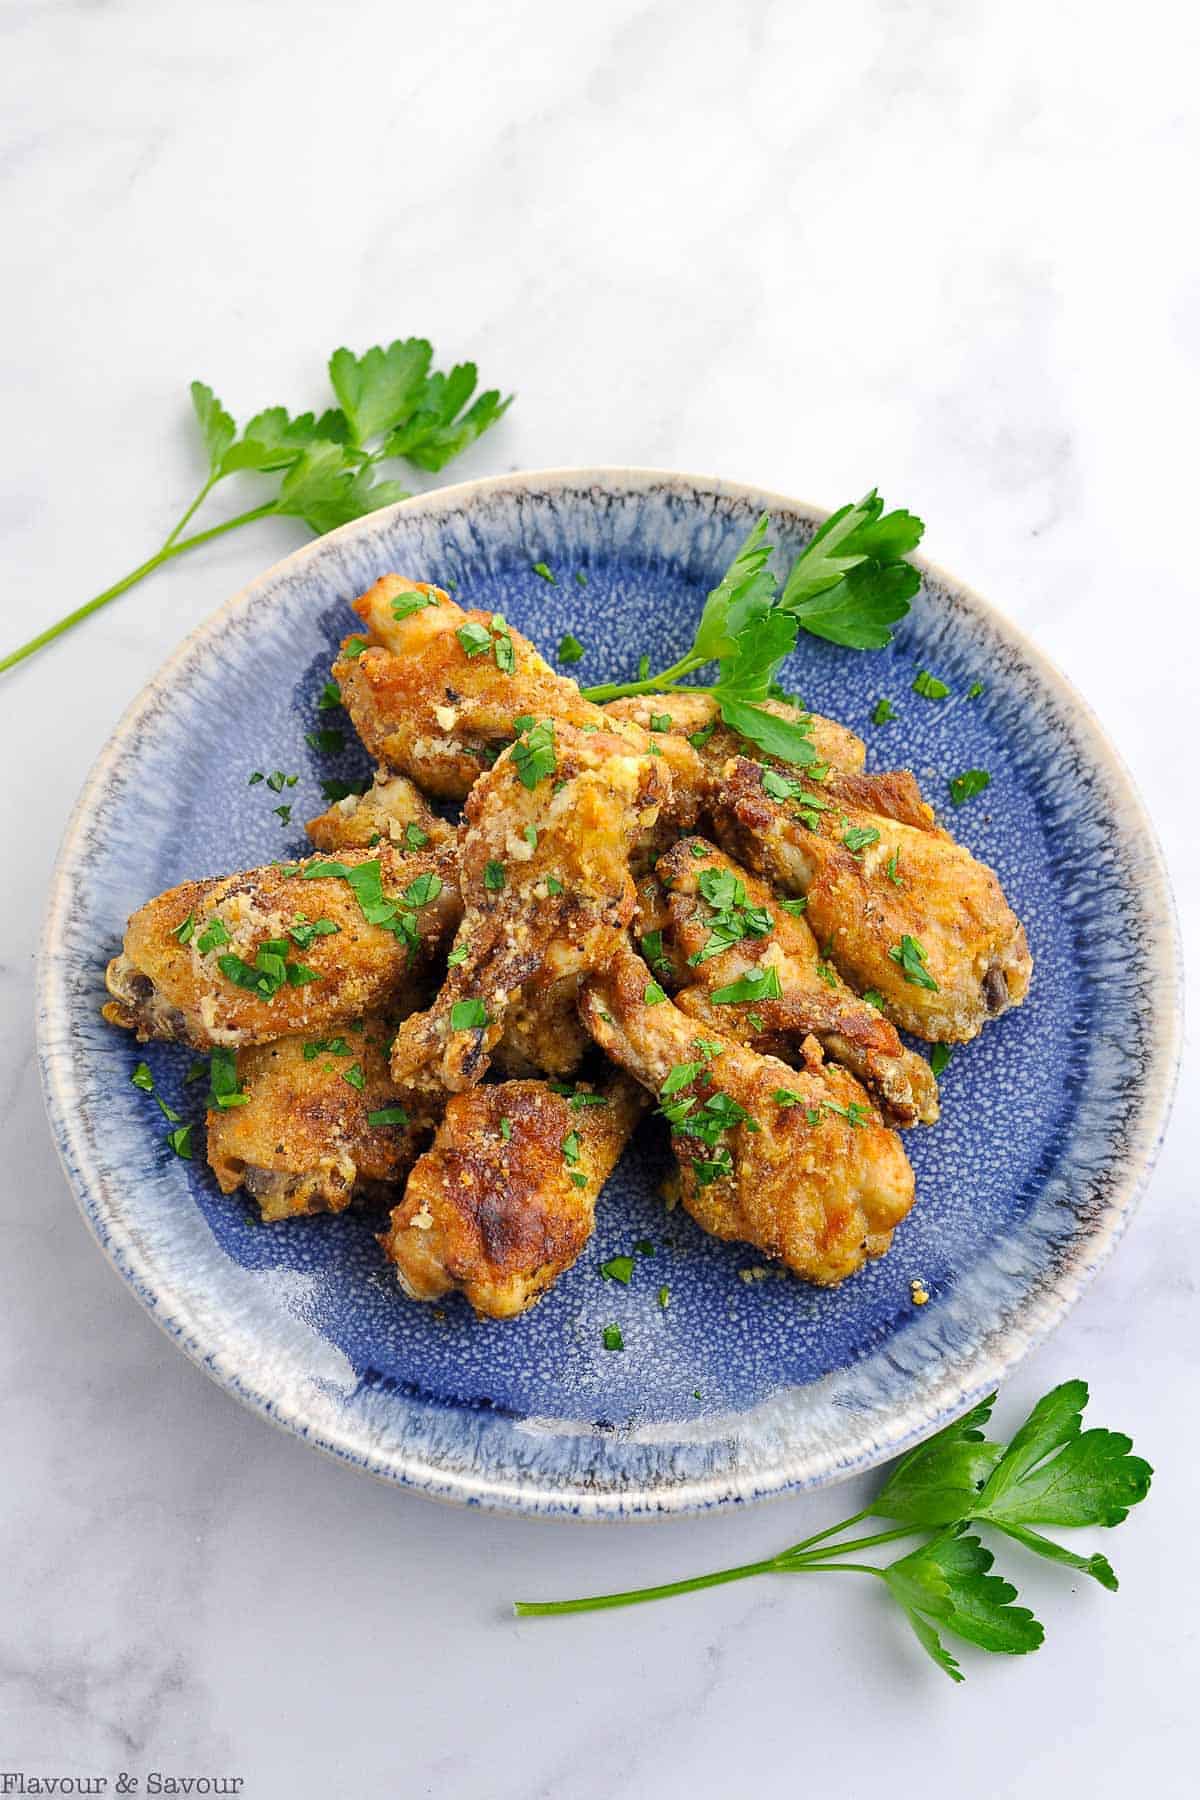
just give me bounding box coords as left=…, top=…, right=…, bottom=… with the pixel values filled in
left=2, top=2, right=1195, bottom=1794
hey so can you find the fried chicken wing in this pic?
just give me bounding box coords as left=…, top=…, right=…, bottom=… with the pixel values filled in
left=648, top=837, right=939, bottom=1126
left=580, top=943, right=915, bottom=1285
left=206, top=1015, right=431, bottom=1222
left=379, top=1073, right=646, bottom=1318
left=305, top=768, right=452, bottom=853
left=389, top=722, right=668, bottom=1096
left=711, top=756, right=1032, bottom=1042
left=103, top=843, right=460, bottom=1049
left=332, top=577, right=705, bottom=833
left=604, top=692, right=866, bottom=777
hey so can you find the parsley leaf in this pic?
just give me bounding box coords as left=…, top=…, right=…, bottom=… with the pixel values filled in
left=511, top=718, right=556, bottom=790
left=709, top=966, right=782, bottom=1005
left=912, top=668, right=950, bottom=700
left=889, top=935, right=939, bottom=991
left=883, top=1532, right=1043, bottom=1680
left=450, top=998, right=489, bottom=1031
left=558, top=633, right=585, bottom=664
left=949, top=769, right=991, bottom=806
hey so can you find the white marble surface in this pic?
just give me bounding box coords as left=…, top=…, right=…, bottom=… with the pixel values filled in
left=2, top=2, right=1196, bottom=1793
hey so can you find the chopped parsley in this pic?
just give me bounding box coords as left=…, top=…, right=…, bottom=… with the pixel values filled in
left=886, top=852, right=903, bottom=887
left=561, top=1131, right=582, bottom=1167
left=321, top=776, right=372, bottom=802
left=648, top=713, right=673, bottom=733
left=762, top=767, right=807, bottom=802
left=602, top=1324, right=624, bottom=1352
left=773, top=1088, right=802, bottom=1107
left=532, top=561, right=556, bottom=583
left=640, top=930, right=673, bottom=977
left=273, top=805, right=293, bottom=825
left=862, top=989, right=885, bottom=1010
left=391, top=589, right=438, bottom=621
left=450, top=998, right=489, bottom=1031
left=661, top=1061, right=703, bottom=1097
left=456, top=620, right=493, bottom=657
left=248, top=771, right=265, bottom=785
left=658, top=1285, right=670, bottom=1308
left=544, top=875, right=564, bottom=897
left=403, top=872, right=443, bottom=908
left=842, top=826, right=880, bottom=854
left=195, top=917, right=232, bottom=955
left=305, top=728, right=345, bottom=754
left=912, top=669, right=950, bottom=700
left=172, top=911, right=195, bottom=945
left=317, top=679, right=343, bottom=710
left=888, top=935, right=939, bottom=991
left=265, top=770, right=297, bottom=792
left=447, top=943, right=469, bottom=967
left=511, top=718, right=556, bottom=790
left=600, top=1255, right=635, bottom=1285
left=130, top=1061, right=154, bottom=1093
left=287, top=915, right=339, bottom=949
left=930, top=1044, right=953, bottom=1077
left=948, top=768, right=991, bottom=807
left=206, top=1046, right=249, bottom=1111
left=499, top=1116, right=512, bottom=1142
left=872, top=697, right=897, bottom=724
left=557, top=633, right=585, bottom=664
left=688, top=722, right=718, bottom=751
left=165, top=1124, right=193, bottom=1160
left=491, top=613, right=516, bottom=673
left=967, top=681, right=984, bottom=700
left=342, top=1062, right=365, bottom=1091
left=709, top=966, right=783, bottom=1005
left=403, top=822, right=429, bottom=850
left=644, top=981, right=668, bottom=1005
left=302, top=857, right=429, bottom=957
left=483, top=860, right=506, bottom=892
left=575, top=571, right=587, bottom=587
left=342, top=635, right=369, bottom=659
left=779, top=896, right=808, bottom=915
left=815, top=958, right=837, bottom=989
left=303, top=1036, right=351, bottom=1060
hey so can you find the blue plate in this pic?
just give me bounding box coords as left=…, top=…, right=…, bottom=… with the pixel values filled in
left=37, top=471, right=1181, bottom=1516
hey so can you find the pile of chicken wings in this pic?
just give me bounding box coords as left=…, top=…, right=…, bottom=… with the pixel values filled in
left=103, top=576, right=1032, bottom=1318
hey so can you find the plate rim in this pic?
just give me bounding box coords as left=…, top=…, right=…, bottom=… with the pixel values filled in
left=36, top=465, right=1185, bottom=1518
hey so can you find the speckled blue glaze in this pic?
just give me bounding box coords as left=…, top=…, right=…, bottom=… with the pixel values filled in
left=37, top=470, right=1181, bottom=1516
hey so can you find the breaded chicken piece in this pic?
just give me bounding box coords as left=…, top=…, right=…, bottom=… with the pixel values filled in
left=306, top=768, right=452, bottom=854
left=103, top=843, right=460, bottom=1049
left=647, top=837, right=939, bottom=1126
left=605, top=692, right=866, bottom=777
left=307, top=768, right=588, bottom=1080
left=380, top=1074, right=646, bottom=1318
left=711, top=756, right=1032, bottom=1042
left=580, top=943, right=915, bottom=1286
left=206, top=1015, right=431, bottom=1222
left=389, top=721, right=669, bottom=1097
left=332, top=577, right=704, bottom=833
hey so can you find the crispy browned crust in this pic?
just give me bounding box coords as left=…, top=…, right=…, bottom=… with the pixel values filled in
left=711, top=756, right=1032, bottom=1042
left=580, top=943, right=915, bottom=1286
left=305, top=769, right=452, bottom=853
left=653, top=837, right=939, bottom=1126
left=206, top=1015, right=432, bottom=1222
left=379, top=1074, right=646, bottom=1318
left=389, top=722, right=670, bottom=1098
left=102, top=843, right=461, bottom=1049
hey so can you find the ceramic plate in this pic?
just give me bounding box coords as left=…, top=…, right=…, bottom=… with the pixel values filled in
left=37, top=470, right=1181, bottom=1517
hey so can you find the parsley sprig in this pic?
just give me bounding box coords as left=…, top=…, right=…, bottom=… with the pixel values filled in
left=2, top=337, right=512, bottom=677
left=513, top=1381, right=1151, bottom=1682
left=581, top=494, right=923, bottom=766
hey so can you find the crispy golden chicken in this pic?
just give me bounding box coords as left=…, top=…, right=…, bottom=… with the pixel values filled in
left=103, top=843, right=460, bottom=1049
left=580, top=943, right=915, bottom=1285
left=711, top=756, right=1032, bottom=1042
left=379, top=1073, right=646, bottom=1318
left=645, top=837, right=939, bottom=1126
left=207, top=1016, right=431, bottom=1222
left=306, top=768, right=452, bottom=854
left=388, top=720, right=669, bottom=1098
left=605, top=692, right=866, bottom=778
left=332, top=577, right=705, bottom=834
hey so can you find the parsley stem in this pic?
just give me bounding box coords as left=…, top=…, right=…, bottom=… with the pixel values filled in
left=778, top=1506, right=873, bottom=1557
left=160, top=472, right=221, bottom=551
left=513, top=1554, right=784, bottom=1616
left=0, top=501, right=279, bottom=676
left=581, top=652, right=708, bottom=704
